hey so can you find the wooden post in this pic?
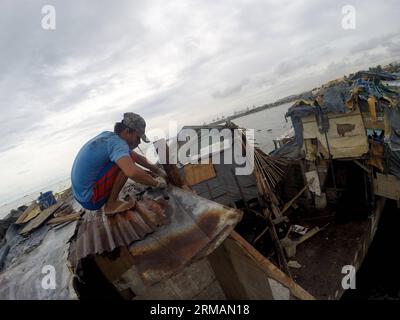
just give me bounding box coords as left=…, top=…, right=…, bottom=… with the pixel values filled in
left=264, top=209, right=292, bottom=279
left=159, top=139, right=186, bottom=187
left=298, top=159, right=312, bottom=201
left=231, top=168, right=250, bottom=212
left=230, top=231, right=316, bottom=300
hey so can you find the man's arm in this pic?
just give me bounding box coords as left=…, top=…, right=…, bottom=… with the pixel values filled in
left=132, top=151, right=166, bottom=177
left=116, top=156, right=160, bottom=187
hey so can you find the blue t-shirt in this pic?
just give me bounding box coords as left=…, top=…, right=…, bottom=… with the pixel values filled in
left=71, top=131, right=131, bottom=203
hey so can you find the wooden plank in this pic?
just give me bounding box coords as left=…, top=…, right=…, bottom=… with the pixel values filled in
left=353, top=160, right=371, bottom=174
left=47, top=212, right=81, bottom=225
left=208, top=241, right=249, bottom=299
left=223, top=237, right=275, bottom=299
left=184, top=163, right=216, bottom=186
left=230, top=231, right=316, bottom=300
left=363, top=118, right=385, bottom=130
left=19, top=202, right=63, bottom=235
left=163, top=141, right=186, bottom=187
left=281, top=183, right=309, bottom=216
left=15, top=202, right=41, bottom=225
left=373, top=173, right=400, bottom=200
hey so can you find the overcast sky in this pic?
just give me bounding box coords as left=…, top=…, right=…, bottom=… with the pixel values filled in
left=0, top=0, right=399, bottom=204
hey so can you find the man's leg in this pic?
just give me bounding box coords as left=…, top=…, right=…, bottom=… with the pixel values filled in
left=102, top=170, right=135, bottom=214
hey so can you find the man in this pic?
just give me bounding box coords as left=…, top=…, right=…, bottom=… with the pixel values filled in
left=71, top=112, right=167, bottom=214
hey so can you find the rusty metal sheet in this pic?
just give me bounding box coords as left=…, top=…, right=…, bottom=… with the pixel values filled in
left=19, top=202, right=64, bottom=235
left=126, top=187, right=242, bottom=286
left=68, top=196, right=169, bottom=268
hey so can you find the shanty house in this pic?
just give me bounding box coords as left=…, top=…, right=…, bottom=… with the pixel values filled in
left=166, top=124, right=259, bottom=209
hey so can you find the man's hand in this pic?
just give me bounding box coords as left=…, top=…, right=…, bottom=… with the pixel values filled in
left=133, top=152, right=168, bottom=179
left=156, top=167, right=168, bottom=179
left=151, top=166, right=168, bottom=179
left=117, top=156, right=162, bottom=188
left=154, top=176, right=168, bottom=189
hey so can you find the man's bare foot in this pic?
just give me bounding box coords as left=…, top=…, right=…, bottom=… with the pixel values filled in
left=103, top=199, right=136, bottom=215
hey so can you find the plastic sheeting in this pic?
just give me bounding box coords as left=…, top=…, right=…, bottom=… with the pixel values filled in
left=384, top=107, right=400, bottom=150
left=350, top=70, right=397, bottom=81
left=0, top=222, right=78, bottom=300
left=385, top=144, right=400, bottom=179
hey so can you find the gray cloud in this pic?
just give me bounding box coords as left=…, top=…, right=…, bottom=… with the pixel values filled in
left=212, top=79, right=250, bottom=99
left=351, top=33, right=400, bottom=54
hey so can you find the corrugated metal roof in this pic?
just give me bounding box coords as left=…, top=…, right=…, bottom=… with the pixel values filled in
left=68, top=195, right=169, bottom=268
left=120, top=187, right=242, bottom=286
left=68, top=186, right=242, bottom=288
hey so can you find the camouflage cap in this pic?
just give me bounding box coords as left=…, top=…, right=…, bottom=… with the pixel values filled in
left=122, top=112, right=150, bottom=143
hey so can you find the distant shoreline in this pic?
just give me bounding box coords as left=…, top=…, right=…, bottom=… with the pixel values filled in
left=208, top=100, right=296, bottom=125
left=207, top=91, right=310, bottom=125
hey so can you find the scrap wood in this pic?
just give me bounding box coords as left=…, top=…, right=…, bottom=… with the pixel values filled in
left=230, top=230, right=316, bottom=300
left=281, top=223, right=330, bottom=258
left=252, top=226, right=269, bottom=245
left=47, top=212, right=82, bottom=225
left=249, top=208, right=266, bottom=219
left=19, top=202, right=64, bottom=235
left=280, top=179, right=314, bottom=216
left=162, top=140, right=186, bottom=187
left=353, top=160, right=372, bottom=174
left=53, top=204, right=74, bottom=218
left=53, top=220, right=75, bottom=230
left=272, top=216, right=290, bottom=225
left=262, top=209, right=292, bottom=278
left=252, top=215, right=289, bottom=245
left=288, top=260, right=302, bottom=269
left=15, top=202, right=41, bottom=225
left=270, top=201, right=282, bottom=219
left=367, top=157, right=384, bottom=172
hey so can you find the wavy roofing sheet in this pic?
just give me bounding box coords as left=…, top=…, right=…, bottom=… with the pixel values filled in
left=124, top=187, right=242, bottom=286
left=68, top=195, right=169, bottom=268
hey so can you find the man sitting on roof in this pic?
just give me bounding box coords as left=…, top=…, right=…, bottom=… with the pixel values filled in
left=71, top=112, right=167, bottom=214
